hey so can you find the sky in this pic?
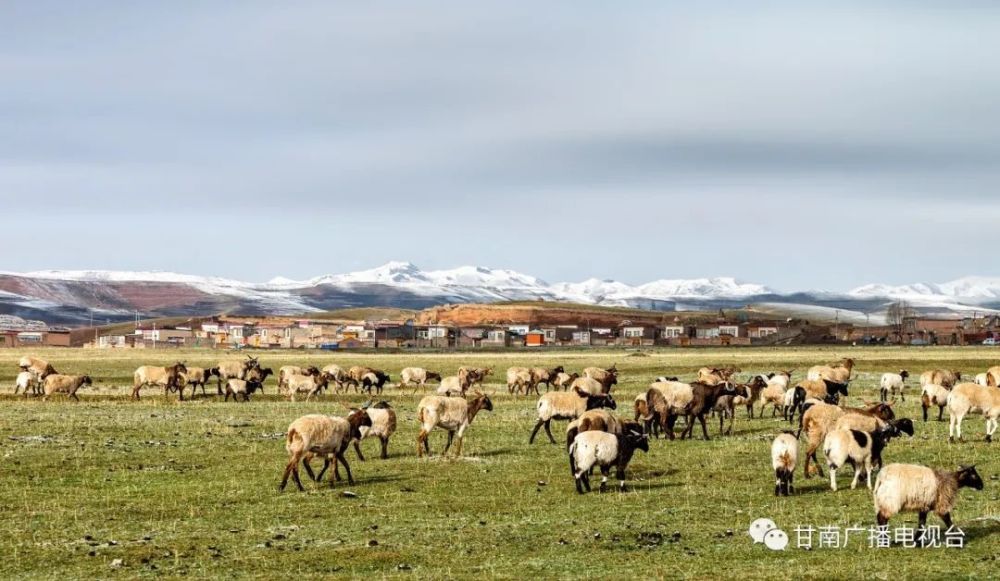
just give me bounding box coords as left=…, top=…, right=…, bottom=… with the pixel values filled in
left=2, top=1, right=999, bottom=292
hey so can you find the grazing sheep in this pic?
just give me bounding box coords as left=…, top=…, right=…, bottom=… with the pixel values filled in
left=760, top=375, right=791, bottom=418
left=322, top=364, right=355, bottom=392
left=416, top=393, right=493, bottom=457
left=874, top=464, right=984, bottom=535
left=355, top=401, right=397, bottom=460
left=771, top=432, right=798, bottom=496
left=713, top=383, right=751, bottom=436
left=569, top=376, right=606, bottom=396
left=552, top=372, right=580, bottom=391
left=132, top=362, right=187, bottom=400
left=679, top=381, right=739, bottom=440
left=568, top=423, right=648, bottom=493
left=181, top=366, right=220, bottom=397
left=224, top=378, right=265, bottom=402
left=645, top=381, right=695, bottom=440
left=987, top=366, right=1000, bottom=387
left=436, top=376, right=467, bottom=397
left=285, top=371, right=331, bottom=402
left=217, top=356, right=260, bottom=395
left=458, top=366, right=493, bottom=390
left=921, top=383, right=951, bottom=422
left=788, top=379, right=849, bottom=422
left=530, top=391, right=617, bottom=444
left=919, top=369, right=961, bottom=389
left=947, top=382, right=1000, bottom=442
left=278, top=365, right=317, bottom=391
left=399, top=367, right=442, bottom=389
left=823, top=423, right=906, bottom=491
left=42, top=374, right=92, bottom=401
left=14, top=370, right=41, bottom=397
left=583, top=365, right=618, bottom=392
left=530, top=366, right=565, bottom=392
left=737, top=376, right=769, bottom=418
left=806, top=358, right=854, bottom=383
left=879, top=370, right=910, bottom=402
left=696, top=366, right=739, bottom=385
left=279, top=409, right=372, bottom=491
left=18, top=356, right=57, bottom=380
left=633, top=392, right=659, bottom=438
left=506, top=367, right=537, bottom=395
left=565, top=409, right=625, bottom=449
left=360, top=370, right=391, bottom=395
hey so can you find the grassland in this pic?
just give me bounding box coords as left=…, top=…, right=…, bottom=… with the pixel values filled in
left=0, top=346, right=997, bottom=579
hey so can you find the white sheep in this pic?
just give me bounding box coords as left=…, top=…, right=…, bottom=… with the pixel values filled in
left=132, top=362, right=188, bottom=400
left=771, top=432, right=798, bottom=496
left=921, top=383, right=951, bottom=422
left=879, top=370, right=909, bottom=402
left=552, top=372, right=580, bottom=391
left=399, top=367, right=442, bottom=389
left=224, top=378, right=264, bottom=402
left=18, top=355, right=57, bottom=380
left=279, top=410, right=372, bottom=491
left=14, top=370, right=41, bottom=397
left=947, top=382, right=1000, bottom=442
left=354, top=401, right=397, bottom=460
left=569, top=376, right=605, bottom=397
left=506, top=367, right=536, bottom=395
left=416, top=393, right=493, bottom=457
left=436, top=376, right=466, bottom=397
left=919, top=369, right=960, bottom=388
left=284, top=372, right=331, bottom=402
left=216, top=356, right=260, bottom=395
left=42, top=374, right=92, bottom=402
left=873, top=464, right=984, bottom=533
left=568, top=427, right=648, bottom=493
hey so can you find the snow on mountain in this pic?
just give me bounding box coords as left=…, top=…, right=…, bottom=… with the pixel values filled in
left=629, top=277, right=772, bottom=300
left=849, top=276, right=1000, bottom=303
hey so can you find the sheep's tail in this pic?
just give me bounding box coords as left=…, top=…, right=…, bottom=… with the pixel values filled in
left=568, top=441, right=578, bottom=477
left=778, top=450, right=793, bottom=471
left=286, top=428, right=298, bottom=449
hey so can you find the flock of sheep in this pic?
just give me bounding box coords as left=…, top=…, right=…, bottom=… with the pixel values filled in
left=11, top=354, right=998, bottom=537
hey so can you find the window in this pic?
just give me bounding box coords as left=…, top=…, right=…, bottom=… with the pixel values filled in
left=663, top=327, right=684, bottom=338
left=624, top=328, right=644, bottom=338
left=719, top=326, right=739, bottom=337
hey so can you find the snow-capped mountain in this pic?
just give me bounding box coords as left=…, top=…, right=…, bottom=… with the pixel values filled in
left=0, top=263, right=998, bottom=325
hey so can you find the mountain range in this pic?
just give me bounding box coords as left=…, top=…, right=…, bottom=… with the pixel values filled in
left=2, top=262, right=999, bottom=326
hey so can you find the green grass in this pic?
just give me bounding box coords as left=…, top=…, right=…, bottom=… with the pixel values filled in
left=0, top=347, right=997, bottom=579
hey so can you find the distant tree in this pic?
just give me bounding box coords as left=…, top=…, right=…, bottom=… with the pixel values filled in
left=886, top=300, right=914, bottom=342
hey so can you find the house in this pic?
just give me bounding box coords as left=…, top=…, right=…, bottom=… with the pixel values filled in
left=744, top=323, right=780, bottom=339
left=617, top=322, right=658, bottom=345
left=525, top=330, right=546, bottom=347
left=662, top=325, right=686, bottom=339
left=0, top=329, right=71, bottom=348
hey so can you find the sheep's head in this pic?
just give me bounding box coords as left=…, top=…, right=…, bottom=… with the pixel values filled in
left=792, top=386, right=807, bottom=408
left=899, top=370, right=909, bottom=380
left=305, top=366, right=320, bottom=376
left=891, top=418, right=914, bottom=437
left=81, top=375, right=93, bottom=386
left=869, top=402, right=895, bottom=421
left=956, top=465, right=984, bottom=490
left=346, top=409, right=373, bottom=438
left=552, top=365, right=565, bottom=375
left=824, top=379, right=849, bottom=397
left=749, top=375, right=768, bottom=390
left=588, top=393, right=616, bottom=411
left=208, top=367, right=220, bottom=377
left=953, top=370, right=962, bottom=380
left=472, top=393, right=493, bottom=412
left=622, top=425, right=649, bottom=453
left=426, top=371, right=442, bottom=382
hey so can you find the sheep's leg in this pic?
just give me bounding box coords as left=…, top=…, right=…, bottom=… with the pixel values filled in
left=581, top=471, right=591, bottom=493
left=940, top=512, right=953, bottom=529
left=788, top=471, right=794, bottom=495
left=303, top=458, right=319, bottom=481
left=915, top=511, right=928, bottom=542
left=416, top=430, right=428, bottom=457
left=665, top=414, right=677, bottom=440
left=291, top=459, right=305, bottom=491
left=354, top=440, right=366, bottom=461
left=543, top=420, right=556, bottom=444
left=774, top=472, right=781, bottom=496
left=70, top=392, right=80, bottom=402
left=337, top=452, right=354, bottom=485
left=599, top=465, right=610, bottom=493
left=922, top=399, right=929, bottom=422
left=574, top=474, right=585, bottom=494
left=279, top=456, right=299, bottom=491
left=529, top=420, right=546, bottom=444
left=938, top=406, right=945, bottom=422
left=454, top=436, right=464, bottom=457
left=380, top=436, right=389, bottom=459
left=699, top=414, right=710, bottom=440
left=726, top=410, right=735, bottom=436
left=718, top=412, right=725, bottom=436
left=442, top=431, right=455, bottom=454
left=829, top=465, right=838, bottom=491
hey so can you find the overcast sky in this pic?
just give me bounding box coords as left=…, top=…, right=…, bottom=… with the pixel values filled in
left=2, top=2, right=998, bottom=291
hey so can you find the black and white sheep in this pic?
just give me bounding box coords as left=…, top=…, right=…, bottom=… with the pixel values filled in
left=771, top=432, right=798, bottom=496
left=874, top=464, right=984, bottom=536
left=568, top=422, right=648, bottom=493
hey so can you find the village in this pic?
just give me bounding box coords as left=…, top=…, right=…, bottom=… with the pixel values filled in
left=3, top=306, right=999, bottom=350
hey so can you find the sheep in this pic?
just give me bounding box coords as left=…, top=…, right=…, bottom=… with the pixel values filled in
left=14, top=370, right=41, bottom=397
left=552, top=372, right=580, bottom=391
left=416, top=392, right=493, bottom=457
left=654, top=376, right=680, bottom=383
left=644, top=381, right=695, bottom=440
left=507, top=367, right=537, bottom=395
left=42, top=374, right=92, bottom=401
left=737, top=375, right=769, bottom=418
left=713, top=382, right=751, bottom=436
left=759, top=375, right=791, bottom=418
left=224, top=378, right=265, bottom=402
left=530, top=390, right=617, bottom=444
left=771, top=432, right=798, bottom=496
left=18, top=356, right=57, bottom=380
left=568, top=376, right=605, bottom=396
left=530, top=366, right=565, bottom=392
left=355, top=401, right=397, bottom=460
left=360, top=370, right=391, bottom=395
left=132, top=362, right=187, bottom=400
left=947, top=382, right=1000, bottom=442
left=458, top=366, right=493, bottom=390
left=788, top=379, right=849, bottom=422
left=679, top=381, right=739, bottom=440
left=974, top=373, right=989, bottom=387
left=399, top=367, right=442, bottom=389
left=436, top=376, right=467, bottom=397
left=633, top=392, right=659, bottom=438
left=987, top=366, right=1000, bottom=387
left=921, top=383, right=951, bottom=422
left=879, top=370, right=909, bottom=402
left=806, top=358, right=854, bottom=383
left=279, top=410, right=372, bottom=491
left=696, top=366, right=739, bottom=385
left=823, top=423, right=907, bottom=491
left=565, top=408, right=625, bottom=449
left=278, top=365, right=317, bottom=391
left=583, top=364, right=618, bottom=392
left=322, top=364, right=355, bottom=392
left=568, top=423, right=648, bottom=493
left=919, top=369, right=961, bottom=389
left=874, top=464, right=984, bottom=536
left=180, top=366, right=220, bottom=397
left=217, top=356, right=260, bottom=395
left=285, top=372, right=331, bottom=402
left=799, top=402, right=896, bottom=478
